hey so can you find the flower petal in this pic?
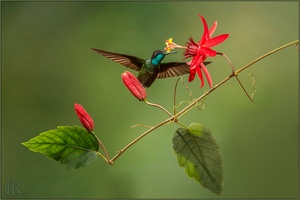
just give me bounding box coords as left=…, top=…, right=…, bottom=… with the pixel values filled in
left=191, top=54, right=205, bottom=71
left=198, top=15, right=210, bottom=45
left=201, top=63, right=213, bottom=88
left=209, top=21, right=217, bottom=37
left=188, top=67, right=196, bottom=82
left=202, top=34, right=229, bottom=48
left=196, top=66, right=204, bottom=88
left=199, top=47, right=217, bottom=57
left=188, top=55, right=202, bottom=82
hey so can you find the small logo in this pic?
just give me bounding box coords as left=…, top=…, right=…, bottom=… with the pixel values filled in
left=5, top=180, right=22, bottom=196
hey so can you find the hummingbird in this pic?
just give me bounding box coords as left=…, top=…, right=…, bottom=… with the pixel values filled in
left=91, top=48, right=211, bottom=88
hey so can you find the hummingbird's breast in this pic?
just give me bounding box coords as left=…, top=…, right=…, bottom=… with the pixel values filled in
left=137, top=61, right=159, bottom=88
left=145, top=59, right=156, bottom=71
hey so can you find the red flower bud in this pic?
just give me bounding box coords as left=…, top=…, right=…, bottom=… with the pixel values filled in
left=122, top=71, right=147, bottom=101
left=74, top=103, right=94, bottom=131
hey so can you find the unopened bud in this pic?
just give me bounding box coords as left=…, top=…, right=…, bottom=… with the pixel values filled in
left=122, top=71, right=147, bottom=101
left=74, top=103, right=94, bottom=132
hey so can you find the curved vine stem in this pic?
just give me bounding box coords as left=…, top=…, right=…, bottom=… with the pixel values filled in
left=235, top=40, right=298, bottom=75
left=110, top=117, right=173, bottom=163
left=144, top=100, right=173, bottom=118
left=218, top=52, right=254, bottom=103
left=173, top=77, right=182, bottom=116
left=91, top=131, right=113, bottom=165
left=105, top=40, right=299, bottom=165
left=176, top=40, right=299, bottom=117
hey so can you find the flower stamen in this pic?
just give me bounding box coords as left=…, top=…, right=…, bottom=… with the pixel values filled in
left=164, top=38, right=186, bottom=52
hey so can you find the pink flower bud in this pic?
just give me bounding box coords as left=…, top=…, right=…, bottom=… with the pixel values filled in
left=122, top=71, right=147, bottom=101
left=74, top=103, right=94, bottom=131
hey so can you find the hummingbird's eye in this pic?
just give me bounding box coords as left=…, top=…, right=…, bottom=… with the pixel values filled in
left=151, top=51, right=159, bottom=58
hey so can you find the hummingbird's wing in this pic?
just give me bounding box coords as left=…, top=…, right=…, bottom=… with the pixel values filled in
left=91, top=48, right=145, bottom=71
left=157, top=62, right=211, bottom=79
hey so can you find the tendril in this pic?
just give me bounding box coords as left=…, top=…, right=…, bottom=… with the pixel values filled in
left=248, top=74, right=258, bottom=99
left=130, top=124, right=153, bottom=129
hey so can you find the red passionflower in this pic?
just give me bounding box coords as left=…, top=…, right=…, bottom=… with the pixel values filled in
left=184, top=15, right=229, bottom=88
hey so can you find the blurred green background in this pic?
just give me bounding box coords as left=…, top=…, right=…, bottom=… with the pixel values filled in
left=1, top=1, right=298, bottom=199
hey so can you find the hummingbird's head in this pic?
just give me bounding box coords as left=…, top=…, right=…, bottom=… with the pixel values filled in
left=151, top=50, right=177, bottom=66
left=151, top=50, right=177, bottom=65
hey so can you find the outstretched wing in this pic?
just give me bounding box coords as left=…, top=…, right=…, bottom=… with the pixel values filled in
left=157, top=62, right=211, bottom=79
left=91, top=48, right=145, bottom=71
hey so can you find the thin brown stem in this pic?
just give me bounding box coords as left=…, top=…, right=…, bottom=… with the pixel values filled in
left=107, top=40, right=298, bottom=164
left=173, top=77, right=182, bottom=116
left=218, top=52, right=254, bottom=103
left=235, top=40, right=299, bottom=75
left=235, top=76, right=254, bottom=103
left=110, top=117, right=174, bottom=163
left=175, top=75, right=234, bottom=119
left=91, top=131, right=113, bottom=165
left=217, top=52, right=235, bottom=73
left=145, top=100, right=173, bottom=118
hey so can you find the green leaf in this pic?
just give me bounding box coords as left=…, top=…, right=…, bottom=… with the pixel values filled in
left=172, top=122, right=223, bottom=195
left=22, top=125, right=99, bottom=170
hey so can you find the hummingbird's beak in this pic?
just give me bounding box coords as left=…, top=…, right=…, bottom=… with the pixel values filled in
left=164, top=51, right=177, bottom=55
